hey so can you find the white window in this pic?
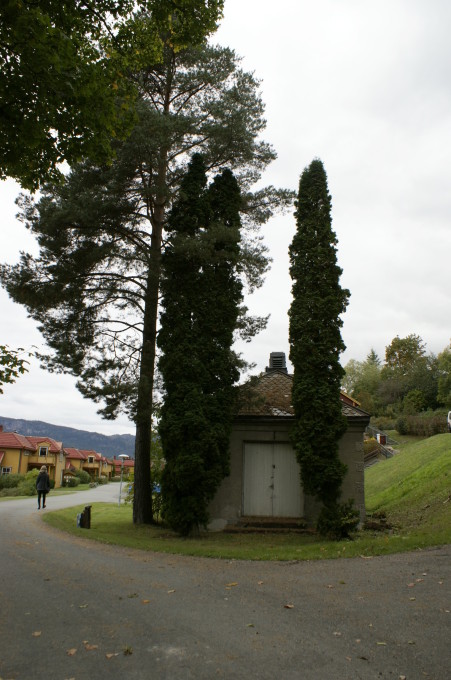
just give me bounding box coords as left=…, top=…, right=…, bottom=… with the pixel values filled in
left=1, top=467, right=12, bottom=475
left=39, top=446, right=48, bottom=457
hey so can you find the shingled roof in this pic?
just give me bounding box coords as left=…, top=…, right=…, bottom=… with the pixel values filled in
left=237, top=369, right=369, bottom=420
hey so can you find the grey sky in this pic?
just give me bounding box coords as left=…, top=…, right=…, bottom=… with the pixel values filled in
left=0, top=0, right=450, bottom=435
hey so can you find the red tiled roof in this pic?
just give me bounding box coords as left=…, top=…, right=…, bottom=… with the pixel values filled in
left=26, top=436, right=62, bottom=453
left=64, top=447, right=86, bottom=460
left=79, top=450, right=99, bottom=459
left=0, top=432, right=35, bottom=451
left=112, top=458, right=135, bottom=468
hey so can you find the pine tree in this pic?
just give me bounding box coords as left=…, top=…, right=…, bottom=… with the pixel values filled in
left=1, top=40, right=292, bottom=524
left=288, top=159, right=354, bottom=537
left=158, top=155, right=243, bottom=535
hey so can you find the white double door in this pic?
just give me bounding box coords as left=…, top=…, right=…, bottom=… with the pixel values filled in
left=243, top=442, right=303, bottom=517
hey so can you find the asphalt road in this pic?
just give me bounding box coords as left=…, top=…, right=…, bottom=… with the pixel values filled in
left=0, top=485, right=450, bottom=680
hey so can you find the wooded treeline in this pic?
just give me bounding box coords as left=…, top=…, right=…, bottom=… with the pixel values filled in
left=343, top=334, right=451, bottom=430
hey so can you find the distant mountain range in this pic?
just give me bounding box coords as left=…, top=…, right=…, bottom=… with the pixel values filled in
left=0, top=416, right=135, bottom=458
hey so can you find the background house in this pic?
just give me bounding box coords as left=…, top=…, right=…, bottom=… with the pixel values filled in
left=0, top=425, right=116, bottom=487
left=208, top=353, right=370, bottom=531
left=0, top=426, right=66, bottom=486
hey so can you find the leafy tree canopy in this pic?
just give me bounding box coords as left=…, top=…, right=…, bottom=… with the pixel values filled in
left=0, top=345, right=30, bottom=394
left=0, top=0, right=224, bottom=188
left=383, top=334, right=426, bottom=376
left=437, top=342, right=451, bottom=408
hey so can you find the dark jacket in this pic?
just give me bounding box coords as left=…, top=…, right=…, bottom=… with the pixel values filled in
left=36, top=471, right=50, bottom=493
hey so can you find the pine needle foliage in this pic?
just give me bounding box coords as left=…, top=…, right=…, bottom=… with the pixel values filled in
left=288, top=159, right=355, bottom=537
left=158, top=155, right=243, bottom=535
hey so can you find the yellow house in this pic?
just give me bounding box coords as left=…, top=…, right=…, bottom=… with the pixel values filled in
left=79, top=449, right=102, bottom=479
left=0, top=428, right=66, bottom=487
left=0, top=429, right=35, bottom=475
left=22, top=436, right=66, bottom=487
left=100, top=455, right=114, bottom=479
left=64, top=447, right=86, bottom=473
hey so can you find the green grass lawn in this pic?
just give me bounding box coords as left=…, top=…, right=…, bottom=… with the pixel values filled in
left=42, top=434, right=451, bottom=561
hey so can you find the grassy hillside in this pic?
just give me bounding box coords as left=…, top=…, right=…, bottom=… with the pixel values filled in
left=365, top=434, right=451, bottom=539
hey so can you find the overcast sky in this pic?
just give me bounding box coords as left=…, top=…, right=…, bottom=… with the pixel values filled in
left=1, top=0, right=450, bottom=435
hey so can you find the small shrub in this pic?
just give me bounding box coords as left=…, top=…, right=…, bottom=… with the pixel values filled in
left=97, top=475, right=108, bottom=485
left=396, top=416, right=409, bottom=435
left=363, top=438, right=378, bottom=455
left=0, top=473, right=24, bottom=489
left=0, top=486, right=25, bottom=497
left=371, top=416, right=396, bottom=431
left=317, top=500, right=360, bottom=540
left=63, top=476, right=80, bottom=487
left=75, top=469, right=91, bottom=484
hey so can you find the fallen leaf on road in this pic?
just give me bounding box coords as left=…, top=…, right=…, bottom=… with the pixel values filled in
left=407, top=583, right=415, bottom=588
left=66, top=648, right=77, bottom=656
left=333, top=632, right=342, bottom=637
left=377, top=641, right=387, bottom=646
left=416, top=578, right=424, bottom=583
left=257, top=581, right=264, bottom=585
left=408, top=640, right=415, bottom=645
left=360, top=555, right=373, bottom=559
left=247, top=623, right=255, bottom=627
left=167, top=589, right=176, bottom=594
left=346, top=656, right=352, bottom=661
left=226, top=583, right=238, bottom=587
left=142, top=599, right=150, bottom=604
left=106, top=652, right=119, bottom=659
left=32, top=631, right=41, bottom=637
left=84, top=643, right=98, bottom=651
left=327, top=585, right=334, bottom=589
left=409, top=597, right=416, bottom=601
left=79, top=604, right=88, bottom=609
left=284, top=604, right=294, bottom=609
left=355, top=639, right=361, bottom=643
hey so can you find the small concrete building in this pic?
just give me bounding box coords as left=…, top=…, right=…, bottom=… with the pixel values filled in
left=208, top=353, right=370, bottom=531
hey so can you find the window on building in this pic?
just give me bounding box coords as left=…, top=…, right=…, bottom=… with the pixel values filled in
left=1, top=467, right=12, bottom=475
left=39, top=447, right=48, bottom=457
left=88, top=456, right=94, bottom=464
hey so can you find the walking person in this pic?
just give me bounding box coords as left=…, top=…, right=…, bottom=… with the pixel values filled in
left=36, top=465, right=50, bottom=510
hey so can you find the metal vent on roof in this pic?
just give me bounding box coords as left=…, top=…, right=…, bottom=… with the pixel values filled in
left=265, top=352, right=288, bottom=373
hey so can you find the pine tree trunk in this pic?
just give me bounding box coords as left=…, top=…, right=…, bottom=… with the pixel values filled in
left=132, top=145, right=167, bottom=524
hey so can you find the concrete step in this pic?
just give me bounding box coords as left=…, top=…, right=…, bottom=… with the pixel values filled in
left=224, top=516, right=314, bottom=534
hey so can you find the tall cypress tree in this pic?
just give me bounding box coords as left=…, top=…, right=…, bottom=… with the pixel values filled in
left=158, top=155, right=243, bottom=535
left=288, top=159, right=354, bottom=536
